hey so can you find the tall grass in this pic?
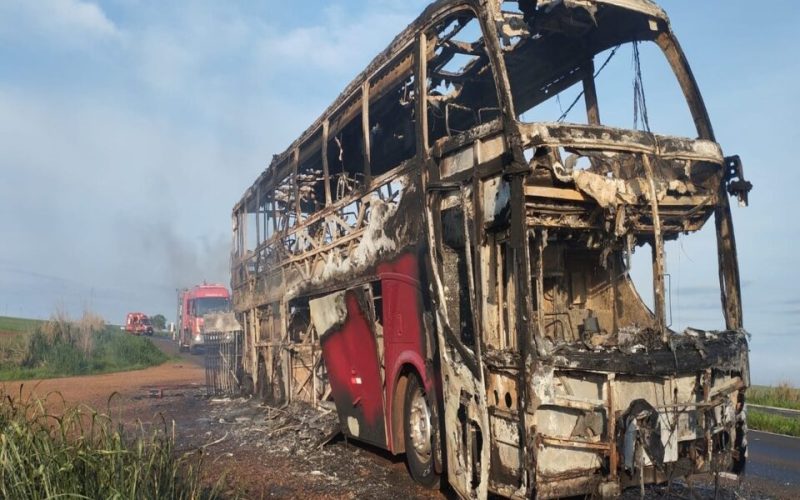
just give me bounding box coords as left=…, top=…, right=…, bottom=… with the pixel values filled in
left=0, top=315, right=43, bottom=369
left=0, top=388, right=224, bottom=499
left=748, top=382, right=800, bottom=411
left=0, top=312, right=168, bottom=381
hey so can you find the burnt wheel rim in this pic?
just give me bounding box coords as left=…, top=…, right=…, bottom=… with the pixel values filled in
left=409, top=386, right=432, bottom=459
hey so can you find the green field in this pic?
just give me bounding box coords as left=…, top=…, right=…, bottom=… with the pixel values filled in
left=0, top=315, right=45, bottom=334
left=0, top=314, right=168, bottom=381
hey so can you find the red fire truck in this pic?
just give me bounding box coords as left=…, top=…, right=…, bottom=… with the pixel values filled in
left=124, top=312, right=154, bottom=336
left=176, top=284, right=231, bottom=353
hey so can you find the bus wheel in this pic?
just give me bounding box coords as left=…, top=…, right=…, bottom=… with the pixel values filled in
left=404, top=374, right=439, bottom=488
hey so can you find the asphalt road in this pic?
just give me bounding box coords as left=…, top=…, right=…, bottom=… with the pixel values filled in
left=747, top=430, right=800, bottom=488
left=150, top=335, right=205, bottom=367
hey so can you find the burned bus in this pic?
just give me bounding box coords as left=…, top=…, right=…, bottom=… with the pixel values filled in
left=230, top=1, right=752, bottom=497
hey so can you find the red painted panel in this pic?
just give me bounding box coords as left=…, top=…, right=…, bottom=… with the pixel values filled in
left=379, top=253, right=431, bottom=453
left=320, top=289, right=387, bottom=447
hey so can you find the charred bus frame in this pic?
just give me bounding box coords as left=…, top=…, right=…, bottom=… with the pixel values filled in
left=231, top=1, right=752, bottom=498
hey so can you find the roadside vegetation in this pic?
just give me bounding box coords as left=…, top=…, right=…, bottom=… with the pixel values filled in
left=746, top=382, right=800, bottom=437
left=0, top=312, right=168, bottom=381
left=748, top=408, right=800, bottom=437
left=0, top=388, right=225, bottom=499
left=748, top=383, right=800, bottom=410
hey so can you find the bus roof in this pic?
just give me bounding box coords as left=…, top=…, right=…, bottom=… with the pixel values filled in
left=233, top=0, right=669, bottom=212
left=233, top=0, right=454, bottom=213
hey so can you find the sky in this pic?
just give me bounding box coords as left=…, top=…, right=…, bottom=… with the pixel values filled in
left=0, top=0, right=797, bottom=385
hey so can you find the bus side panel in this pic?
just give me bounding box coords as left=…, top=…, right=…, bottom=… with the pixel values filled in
left=320, top=289, right=388, bottom=448
left=379, top=252, right=430, bottom=454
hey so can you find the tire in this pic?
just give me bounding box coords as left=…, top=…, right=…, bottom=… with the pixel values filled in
left=403, top=374, right=440, bottom=488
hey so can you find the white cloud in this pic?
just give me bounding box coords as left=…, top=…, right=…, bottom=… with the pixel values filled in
left=134, top=31, right=197, bottom=93
left=46, top=0, right=118, bottom=36
left=256, top=4, right=420, bottom=76
left=0, top=0, right=119, bottom=45
left=121, top=4, right=260, bottom=97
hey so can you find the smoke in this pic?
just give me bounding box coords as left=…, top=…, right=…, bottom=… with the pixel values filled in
left=122, top=218, right=231, bottom=292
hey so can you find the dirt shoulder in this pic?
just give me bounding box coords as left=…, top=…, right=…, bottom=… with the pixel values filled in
left=0, top=361, right=205, bottom=422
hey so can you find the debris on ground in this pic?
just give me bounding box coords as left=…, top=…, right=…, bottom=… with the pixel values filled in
left=620, top=476, right=776, bottom=500
left=177, top=395, right=440, bottom=499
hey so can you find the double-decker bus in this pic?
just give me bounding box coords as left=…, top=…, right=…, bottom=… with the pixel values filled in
left=230, top=1, right=752, bottom=497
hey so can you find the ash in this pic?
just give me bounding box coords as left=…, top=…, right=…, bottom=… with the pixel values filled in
left=178, top=395, right=438, bottom=499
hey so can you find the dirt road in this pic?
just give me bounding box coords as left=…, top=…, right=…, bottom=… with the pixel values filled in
left=2, top=337, right=797, bottom=499
left=1, top=358, right=204, bottom=423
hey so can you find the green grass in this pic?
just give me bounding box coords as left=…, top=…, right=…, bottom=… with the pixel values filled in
left=0, top=314, right=169, bottom=381
left=0, top=388, right=226, bottom=499
left=0, top=315, right=44, bottom=334
left=748, top=383, right=800, bottom=411
left=748, top=408, right=800, bottom=437
left=93, top=330, right=170, bottom=369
